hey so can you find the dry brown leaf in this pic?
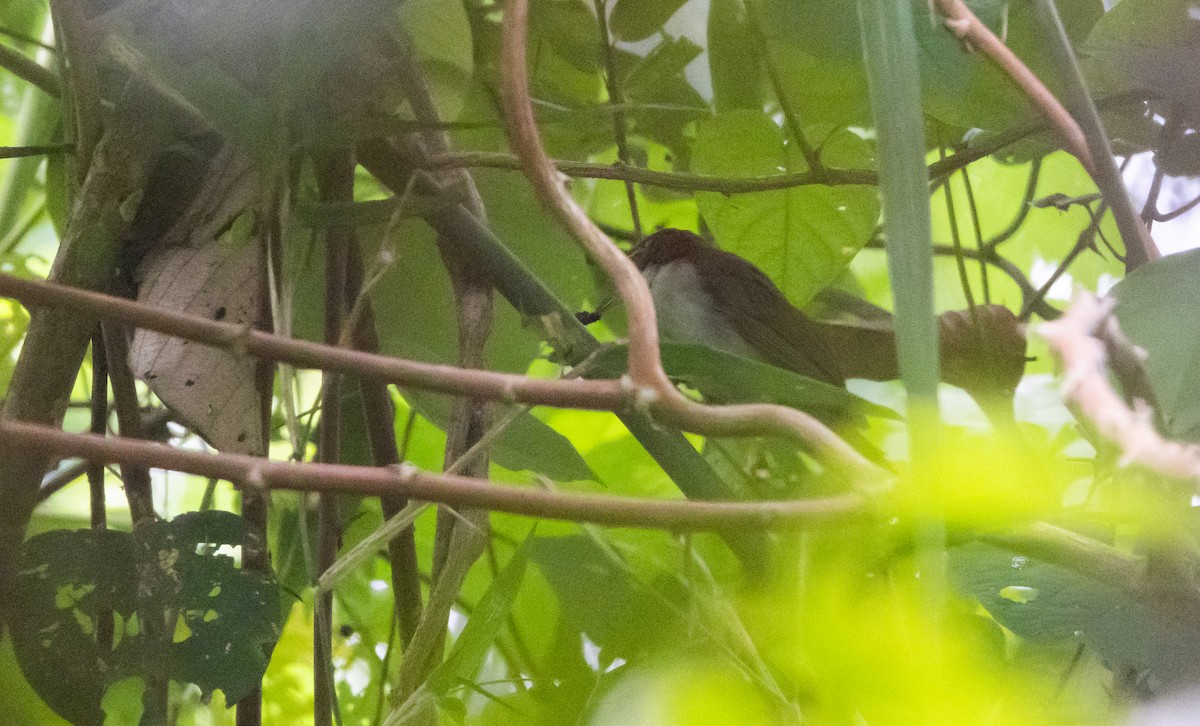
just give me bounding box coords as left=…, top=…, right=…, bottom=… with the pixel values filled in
left=131, top=242, right=264, bottom=454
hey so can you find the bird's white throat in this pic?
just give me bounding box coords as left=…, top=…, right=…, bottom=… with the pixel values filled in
left=643, top=260, right=758, bottom=360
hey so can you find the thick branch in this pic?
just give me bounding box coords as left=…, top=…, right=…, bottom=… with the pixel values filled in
left=0, top=270, right=880, bottom=476
left=0, top=271, right=628, bottom=410
left=0, top=420, right=870, bottom=532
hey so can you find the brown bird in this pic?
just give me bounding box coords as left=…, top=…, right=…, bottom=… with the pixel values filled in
left=622, top=228, right=845, bottom=387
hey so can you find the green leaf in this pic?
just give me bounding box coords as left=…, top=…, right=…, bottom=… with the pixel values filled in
left=428, top=536, right=532, bottom=695
left=623, top=37, right=702, bottom=97
left=407, top=390, right=597, bottom=482
left=531, top=0, right=603, bottom=73
left=530, top=535, right=681, bottom=657
left=11, top=513, right=284, bottom=722
left=1113, top=248, right=1200, bottom=442
left=857, top=0, right=938, bottom=402
left=398, top=0, right=475, bottom=121
left=150, top=511, right=284, bottom=704
left=1084, top=0, right=1200, bottom=119
left=616, top=39, right=709, bottom=164
left=693, top=110, right=879, bottom=306
left=610, top=0, right=690, bottom=41
left=585, top=341, right=898, bottom=421
left=708, top=0, right=764, bottom=113
left=11, top=529, right=139, bottom=725
left=758, top=0, right=1102, bottom=132
left=950, top=541, right=1155, bottom=679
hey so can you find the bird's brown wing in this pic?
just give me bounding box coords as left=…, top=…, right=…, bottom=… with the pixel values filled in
left=697, top=247, right=846, bottom=386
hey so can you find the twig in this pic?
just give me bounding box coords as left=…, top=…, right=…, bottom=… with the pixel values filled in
left=313, top=151, right=352, bottom=726
left=1154, top=190, right=1200, bottom=223
left=102, top=320, right=157, bottom=524
left=937, top=134, right=979, bottom=320
left=0, top=271, right=879, bottom=476
left=592, top=0, right=642, bottom=238
left=88, top=329, right=108, bottom=530
left=932, top=0, right=1093, bottom=174
left=0, top=271, right=627, bottom=409
left=0, top=143, right=74, bottom=159
left=982, top=521, right=1144, bottom=595
left=958, top=165, right=990, bottom=303
left=1018, top=204, right=1106, bottom=322
left=0, top=42, right=60, bottom=97
left=1140, top=108, right=1181, bottom=229
left=1030, top=0, right=1159, bottom=269
left=344, top=240, right=423, bottom=648
left=0, top=420, right=871, bottom=531
left=498, top=0, right=886, bottom=488
left=1041, top=293, right=1200, bottom=483
left=747, top=0, right=821, bottom=170
left=49, top=0, right=102, bottom=176
left=420, top=150, right=876, bottom=191
left=983, top=158, right=1042, bottom=252
left=0, top=27, right=56, bottom=52
left=37, top=407, right=173, bottom=502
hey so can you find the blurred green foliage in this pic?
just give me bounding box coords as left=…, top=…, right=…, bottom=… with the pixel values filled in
left=2, top=0, right=1199, bottom=724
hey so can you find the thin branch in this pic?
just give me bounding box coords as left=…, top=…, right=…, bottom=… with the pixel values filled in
left=417, top=93, right=1149, bottom=196
left=37, top=407, right=173, bottom=503
left=958, top=165, right=991, bottom=303
left=1018, top=204, right=1106, bottom=322
left=102, top=321, right=157, bottom=524
left=0, top=420, right=872, bottom=531
left=592, top=0, right=642, bottom=238
left=313, top=150, right=352, bottom=726
left=867, top=237, right=1060, bottom=320
left=0, top=271, right=627, bottom=409
left=419, top=150, right=877, bottom=191
left=747, top=0, right=821, bottom=170
left=0, top=27, right=56, bottom=52
left=0, top=269, right=880, bottom=476
left=1030, top=0, right=1159, bottom=269
left=498, top=0, right=886, bottom=488
left=932, top=0, right=1093, bottom=174
left=49, top=0, right=102, bottom=175
left=1041, top=293, right=1200, bottom=483
left=88, top=329, right=107, bottom=530
left=0, top=42, right=60, bottom=97
left=0, top=143, right=74, bottom=159
left=937, top=135, right=979, bottom=319
left=983, top=158, right=1042, bottom=252
left=1140, top=109, right=1181, bottom=229
left=1154, top=190, right=1200, bottom=223
left=982, top=522, right=1144, bottom=595
left=86, top=332, right=115, bottom=684
left=345, top=240, right=423, bottom=648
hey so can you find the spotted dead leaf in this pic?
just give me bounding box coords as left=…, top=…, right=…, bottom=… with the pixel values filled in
left=131, top=242, right=263, bottom=454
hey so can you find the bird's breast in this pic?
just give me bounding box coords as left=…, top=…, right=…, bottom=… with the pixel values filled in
left=644, top=260, right=758, bottom=360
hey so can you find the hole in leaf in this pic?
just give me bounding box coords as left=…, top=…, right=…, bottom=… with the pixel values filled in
left=174, top=614, right=193, bottom=643
left=54, top=582, right=95, bottom=609
left=998, top=585, right=1038, bottom=604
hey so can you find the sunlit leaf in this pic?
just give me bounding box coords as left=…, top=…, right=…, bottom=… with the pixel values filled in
left=610, top=0, right=690, bottom=41
left=694, top=110, right=879, bottom=306
left=1113, top=248, right=1200, bottom=441
left=11, top=513, right=283, bottom=722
